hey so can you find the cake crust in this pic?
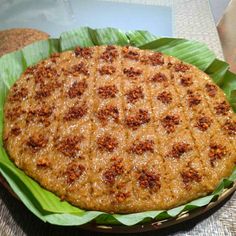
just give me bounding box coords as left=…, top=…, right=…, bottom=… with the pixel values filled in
left=3, top=45, right=236, bottom=213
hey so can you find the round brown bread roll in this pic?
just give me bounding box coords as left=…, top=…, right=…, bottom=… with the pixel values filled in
left=0, top=28, right=49, bottom=57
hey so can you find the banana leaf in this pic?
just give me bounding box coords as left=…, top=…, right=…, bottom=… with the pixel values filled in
left=0, top=27, right=235, bottom=226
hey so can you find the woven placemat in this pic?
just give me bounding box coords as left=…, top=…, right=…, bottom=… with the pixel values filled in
left=0, top=0, right=234, bottom=235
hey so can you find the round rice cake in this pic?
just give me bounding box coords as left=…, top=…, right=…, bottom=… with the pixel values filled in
left=0, top=28, right=49, bottom=57
left=3, top=45, right=236, bottom=213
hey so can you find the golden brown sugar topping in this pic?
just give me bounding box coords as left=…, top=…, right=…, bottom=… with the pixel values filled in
left=98, top=85, right=118, bottom=99
left=129, top=140, right=154, bottom=155
left=187, top=90, right=202, bottom=107
left=68, top=81, right=88, bottom=98
left=103, top=158, right=124, bottom=185
left=181, top=166, right=201, bottom=186
left=64, top=104, right=87, bottom=121
left=209, top=143, right=227, bottom=166
left=97, top=135, right=118, bottom=152
left=8, top=85, right=28, bottom=102
left=26, top=134, right=48, bottom=152
left=71, top=62, right=90, bottom=76
left=125, top=109, right=150, bottom=129
left=174, top=63, right=190, bottom=72
left=56, top=135, right=83, bottom=158
left=66, top=162, right=85, bottom=183
left=99, top=65, right=116, bottom=75
left=157, top=91, right=172, bottom=104
left=10, top=127, right=21, bottom=136
left=5, top=106, right=25, bottom=121
left=4, top=45, right=236, bottom=213
left=138, top=170, right=161, bottom=191
left=148, top=52, right=164, bottom=66
left=149, top=72, right=167, bottom=84
left=195, top=116, right=212, bottom=131
left=115, top=192, right=130, bottom=203
left=125, top=86, right=144, bottom=104
left=167, top=142, right=192, bottom=158
left=123, top=67, right=142, bottom=79
left=74, top=46, right=93, bottom=58
left=100, top=45, right=119, bottom=62
left=97, top=105, right=119, bottom=124
left=205, top=83, right=217, bottom=97
left=180, top=75, right=193, bottom=87
left=36, top=157, right=51, bottom=168
left=214, top=101, right=230, bottom=115
left=161, top=115, right=181, bottom=133
left=222, top=120, right=236, bottom=135
left=122, top=46, right=140, bottom=60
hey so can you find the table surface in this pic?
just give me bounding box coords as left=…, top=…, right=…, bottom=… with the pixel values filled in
left=0, top=0, right=235, bottom=235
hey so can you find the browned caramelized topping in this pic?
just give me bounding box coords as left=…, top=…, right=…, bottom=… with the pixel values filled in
left=222, top=120, right=236, bottom=135
left=123, top=67, right=142, bottom=79
left=35, top=84, right=51, bottom=99
left=99, top=65, right=116, bottom=75
left=97, top=105, right=119, bottom=124
left=5, top=106, right=25, bottom=121
left=129, top=140, right=154, bottom=155
left=74, top=47, right=92, bottom=58
left=8, top=85, right=28, bottom=102
left=27, top=105, right=53, bottom=126
left=66, top=162, right=85, bottom=183
left=56, top=136, right=83, bottom=157
left=97, top=135, right=118, bottom=152
left=68, top=80, right=87, bottom=98
left=35, top=80, right=61, bottom=99
left=174, top=63, right=190, bottom=72
left=138, top=170, right=161, bottom=191
left=24, top=65, right=37, bottom=75
left=167, top=142, right=192, bottom=158
left=125, top=86, right=144, bottom=104
left=98, top=85, right=118, bottom=99
left=122, top=46, right=139, bottom=60
left=125, top=109, right=150, bottom=129
left=115, top=192, right=130, bottom=203
left=71, top=62, right=89, bottom=76
left=100, top=45, right=119, bottom=63
left=205, top=83, right=217, bottom=97
left=103, top=158, right=124, bottom=184
left=187, top=90, right=201, bottom=107
left=26, top=134, right=48, bottom=152
left=148, top=52, right=164, bottom=66
left=64, top=104, right=87, bottom=121
left=161, top=115, right=180, bottom=133
left=157, top=91, right=172, bottom=104
left=34, top=65, right=59, bottom=84
left=50, top=53, right=60, bottom=63
left=214, top=101, right=230, bottom=115
left=195, top=116, right=212, bottom=131
left=209, top=143, right=227, bottom=166
left=36, top=157, right=50, bottom=168
left=180, top=75, right=193, bottom=87
left=149, top=72, right=167, bottom=84
left=181, top=167, right=201, bottom=186
left=10, top=127, right=21, bottom=136
left=140, top=55, right=149, bottom=64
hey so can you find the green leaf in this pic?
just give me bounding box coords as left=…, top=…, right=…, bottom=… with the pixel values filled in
left=60, top=27, right=95, bottom=51
left=126, top=30, right=158, bottom=46
left=0, top=27, right=235, bottom=227
left=88, top=27, right=129, bottom=46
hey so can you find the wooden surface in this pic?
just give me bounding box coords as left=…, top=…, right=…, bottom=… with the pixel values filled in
left=218, top=0, right=236, bottom=72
